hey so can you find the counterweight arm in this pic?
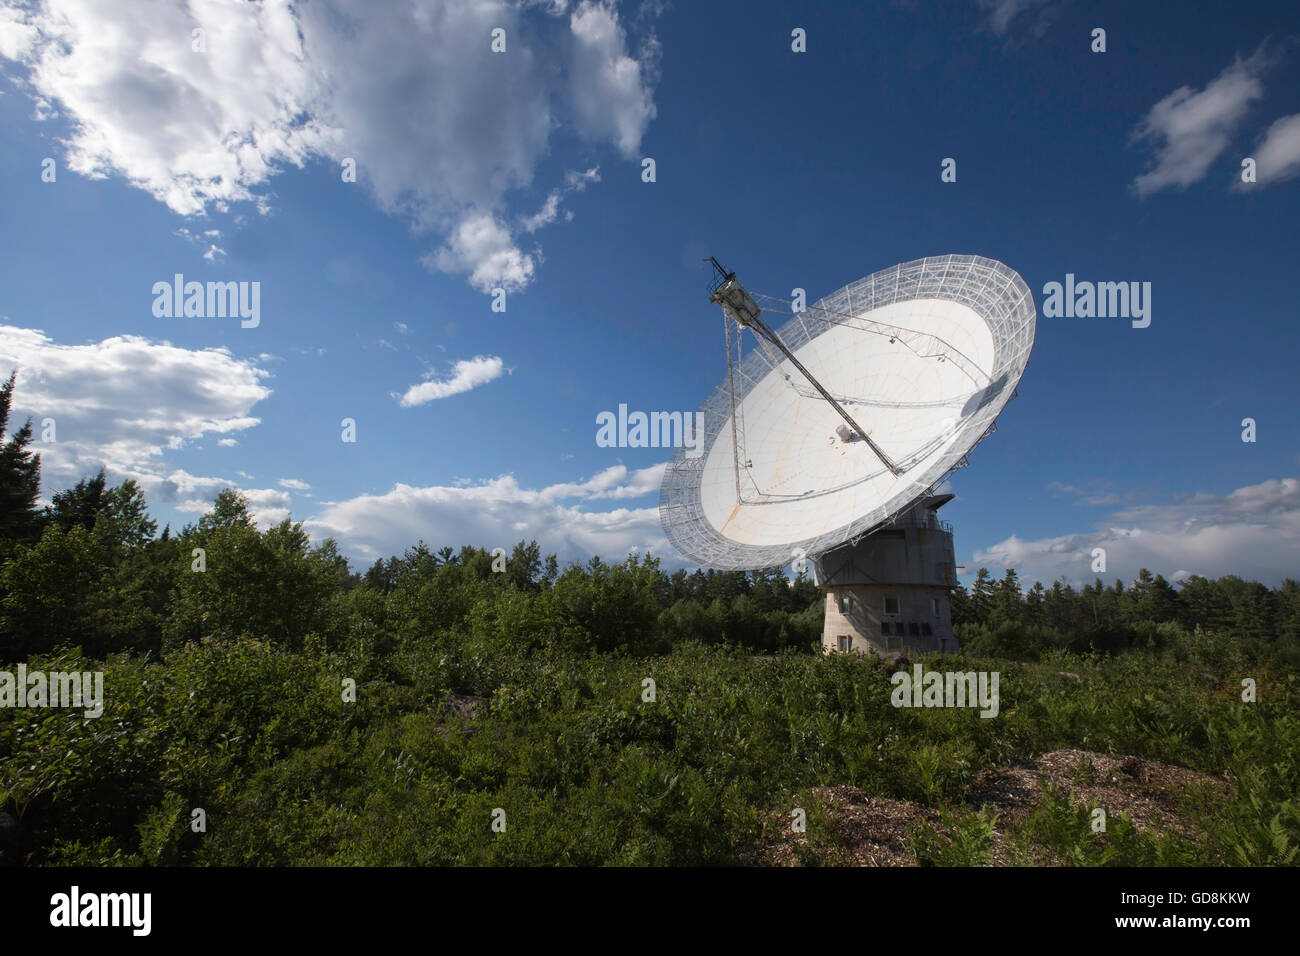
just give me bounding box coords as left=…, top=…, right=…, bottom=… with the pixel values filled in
left=705, top=259, right=904, bottom=478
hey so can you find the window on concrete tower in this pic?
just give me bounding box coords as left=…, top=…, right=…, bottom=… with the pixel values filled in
left=908, top=622, right=920, bottom=637
left=932, top=597, right=940, bottom=616
left=839, top=595, right=851, bottom=614
left=837, top=635, right=851, bottom=652
left=921, top=622, right=932, bottom=636
left=884, top=596, right=900, bottom=615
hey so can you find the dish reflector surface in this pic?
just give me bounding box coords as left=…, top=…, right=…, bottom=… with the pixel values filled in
left=659, top=254, right=1036, bottom=570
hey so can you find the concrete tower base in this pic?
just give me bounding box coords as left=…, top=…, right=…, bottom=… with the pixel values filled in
left=813, top=494, right=960, bottom=657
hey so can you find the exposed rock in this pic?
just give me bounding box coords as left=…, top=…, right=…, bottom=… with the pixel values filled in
left=748, top=749, right=1232, bottom=866
left=429, top=693, right=487, bottom=738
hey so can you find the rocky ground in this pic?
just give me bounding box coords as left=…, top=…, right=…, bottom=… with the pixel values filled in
left=751, top=749, right=1231, bottom=866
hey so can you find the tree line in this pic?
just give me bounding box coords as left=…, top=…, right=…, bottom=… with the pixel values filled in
left=2, top=369, right=1295, bottom=665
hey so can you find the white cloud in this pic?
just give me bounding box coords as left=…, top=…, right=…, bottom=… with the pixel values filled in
left=0, top=5, right=38, bottom=60
left=176, top=484, right=292, bottom=529
left=973, top=477, right=1300, bottom=587
left=567, top=2, right=656, bottom=156
left=397, top=355, right=506, bottom=407
left=0, top=324, right=270, bottom=490
left=2, top=0, right=330, bottom=216
left=1045, top=479, right=1127, bottom=507
left=975, top=0, right=1063, bottom=40
left=539, top=462, right=666, bottom=502
left=423, top=213, right=535, bottom=293
left=174, top=226, right=228, bottom=262
left=393, top=322, right=409, bottom=335
left=520, top=192, right=562, bottom=234
left=218, top=438, right=238, bottom=447
left=520, top=165, right=599, bottom=233
left=1244, top=112, right=1300, bottom=188
left=0, top=0, right=658, bottom=293
left=304, top=463, right=668, bottom=565
left=278, top=477, right=311, bottom=491
left=1131, top=45, right=1274, bottom=196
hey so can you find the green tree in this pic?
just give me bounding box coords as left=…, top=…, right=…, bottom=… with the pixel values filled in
left=98, top=480, right=157, bottom=549
left=989, top=568, right=1022, bottom=627
left=970, top=568, right=995, bottom=625
left=1024, top=581, right=1046, bottom=626
left=1043, top=580, right=1074, bottom=632
left=1276, top=579, right=1300, bottom=643
left=1177, top=575, right=1232, bottom=632
left=164, top=490, right=337, bottom=651
left=0, top=524, right=110, bottom=656
left=505, top=540, right=542, bottom=592
left=46, top=469, right=108, bottom=533
left=0, top=371, right=43, bottom=546
left=949, top=583, right=972, bottom=626
left=46, top=471, right=155, bottom=550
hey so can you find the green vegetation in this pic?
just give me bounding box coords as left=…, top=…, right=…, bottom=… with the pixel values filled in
left=0, top=371, right=1296, bottom=865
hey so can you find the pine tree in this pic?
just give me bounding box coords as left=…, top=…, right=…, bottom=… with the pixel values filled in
left=0, top=371, right=43, bottom=544
left=970, top=568, right=994, bottom=625
left=989, top=567, right=1022, bottom=627
left=1044, top=580, right=1071, bottom=631
left=47, top=468, right=109, bottom=532
left=1149, top=574, right=1179, bottom=622
left=1025, top=581, right=1046, bottom=625
left=99, top=479, right=157, bottom=549
left=949, top=582, right=972, bottom=625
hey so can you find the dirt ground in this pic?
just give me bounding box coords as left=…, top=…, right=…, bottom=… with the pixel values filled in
left=751, top=749, right=1231, bottom=866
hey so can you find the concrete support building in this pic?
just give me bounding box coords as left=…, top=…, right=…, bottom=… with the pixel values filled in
left=814, top=494, right=959, bottom=656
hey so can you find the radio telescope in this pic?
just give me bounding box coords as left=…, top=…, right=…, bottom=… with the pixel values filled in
left=659, top=254, right=1036, bottom=655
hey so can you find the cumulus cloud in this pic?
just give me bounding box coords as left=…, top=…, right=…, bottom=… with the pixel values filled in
left=0, top=324, right=270, bottom=488
left=304, top=463, right=668, bottom=565
left=539, top=462, right=666, bottom=501
left=567, top=3, right=657, bottom=155
left=973, top=477, right=1300, bottom=587
left=177, top=484, right=293, bottom=529
left=0, top=0, right=659, bottom=292
left=423, top=213, right=536, bottom=293
left=2, top=0, right=329, bottom=215
left=278, top=478, right=311, bottom=491
left=0, top=324, right=296, bottom=527
left=1131, top=44, right=1275, bottom=196
left=1241, top=112, right=1300, bottom=188
left=397, top=355, right=506, bottom=407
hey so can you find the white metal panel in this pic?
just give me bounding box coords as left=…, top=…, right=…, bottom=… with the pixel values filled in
left=660, top=255, right=1036, bottom=570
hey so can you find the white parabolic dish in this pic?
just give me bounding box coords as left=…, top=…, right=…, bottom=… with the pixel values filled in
left=659, top=254, right=1037, bottom=571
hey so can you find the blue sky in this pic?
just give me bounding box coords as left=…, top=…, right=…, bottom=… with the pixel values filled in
left=1, top=0, right=1298, bottom=587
